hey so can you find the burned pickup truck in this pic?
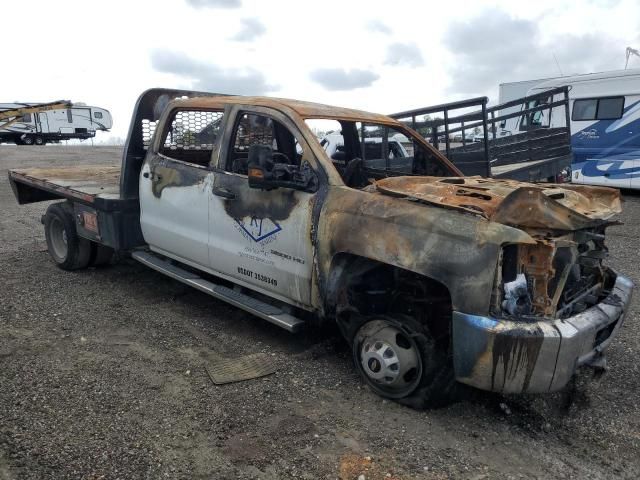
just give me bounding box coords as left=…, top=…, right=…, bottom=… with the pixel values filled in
left=8, top=89, right=633, bottom=407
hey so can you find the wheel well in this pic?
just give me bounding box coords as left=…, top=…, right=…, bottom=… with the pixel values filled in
left=327, top=254, right=452, bottom=348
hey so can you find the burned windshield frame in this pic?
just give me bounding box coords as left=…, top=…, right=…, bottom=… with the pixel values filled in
left=305, top=117, right=457, bottom=178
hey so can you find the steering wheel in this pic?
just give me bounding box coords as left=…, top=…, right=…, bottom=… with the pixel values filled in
left=342, top=157, right=367, bottom=188
left=272, top=152, right=291, bottom=164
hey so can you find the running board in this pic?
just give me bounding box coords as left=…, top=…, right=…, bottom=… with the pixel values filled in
left=132, top=250, right=305, bottom=333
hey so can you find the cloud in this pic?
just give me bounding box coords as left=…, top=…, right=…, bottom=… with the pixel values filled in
left=185, top=0, right=241, bottom=8
left=443, top=9, right=622, bottom=96
left=230, top=18, right=266, bottom=42
left=150, top=50, right=277, bottom=95
left=384, top=42, right=425, bottom=68
left=587, top=0, right=621, bottom=6
left=309, top=68, right=380, bottom=91
left=367, top=19, right=392, bottom=35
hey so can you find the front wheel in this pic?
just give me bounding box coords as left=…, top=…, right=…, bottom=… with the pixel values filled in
left=352, top=315, right=461, bottom=408
left=22, top=136, right=34, bottom=145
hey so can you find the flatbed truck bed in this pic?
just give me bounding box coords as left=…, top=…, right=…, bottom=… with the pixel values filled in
left=9, top=163, right=142, bottom=251
left=10, top=165, right=122, bottom=202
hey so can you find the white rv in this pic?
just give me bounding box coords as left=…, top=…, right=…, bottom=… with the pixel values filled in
left=500, top=69, right=640, bottom=189
left=0, top=103, right=112, bottom=145
left=498, top=76, right=559, bottom=130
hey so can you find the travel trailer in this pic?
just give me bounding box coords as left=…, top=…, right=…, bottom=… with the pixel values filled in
left=0, top=102, right=112, bottom=145
left=500, top=69, right=640, bottom=189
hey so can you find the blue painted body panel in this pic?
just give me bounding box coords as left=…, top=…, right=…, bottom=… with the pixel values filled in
left=571, top=99, right=640, bottom=187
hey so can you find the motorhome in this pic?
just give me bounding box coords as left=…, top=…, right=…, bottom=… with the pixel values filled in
left=0, top=103, right=112, bottom=145
left=501, top=69, right=640, bottom=189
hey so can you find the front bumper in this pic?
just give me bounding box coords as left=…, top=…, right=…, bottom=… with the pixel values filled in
left=452, top=272, right=633, bottom=394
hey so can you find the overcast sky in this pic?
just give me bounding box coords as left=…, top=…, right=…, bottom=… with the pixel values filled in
left=3, top=0, right=639, bottom=141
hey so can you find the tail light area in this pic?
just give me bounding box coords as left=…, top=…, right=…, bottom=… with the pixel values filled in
left=492, top=229, right=614, bottom=320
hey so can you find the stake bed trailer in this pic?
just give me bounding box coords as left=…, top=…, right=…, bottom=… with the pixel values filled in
left=390, top=86, right=573, bottom=182
left=8, top=88, right=633, bottom=407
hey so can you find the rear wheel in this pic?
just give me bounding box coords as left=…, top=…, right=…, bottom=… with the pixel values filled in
left=22, top=136, right=34, bottom=145
left=34, top=136, right=45, bottom=146
left=44, top=202, right=92, bottom=270
left=352, top=315, right=461, bottom=408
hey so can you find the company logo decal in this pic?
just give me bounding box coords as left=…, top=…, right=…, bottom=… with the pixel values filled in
left=577, top=128, right=599, bottom=139
left=235, top=217, right=282, bottom=243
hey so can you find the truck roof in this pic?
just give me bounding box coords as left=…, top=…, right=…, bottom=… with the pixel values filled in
left=171, top=96, right=397, bottom=124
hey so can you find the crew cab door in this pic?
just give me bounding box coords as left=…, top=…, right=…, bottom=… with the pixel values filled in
left=139, top=107, right=225, bottom=267
left=208, top=106, right=319, bottom=307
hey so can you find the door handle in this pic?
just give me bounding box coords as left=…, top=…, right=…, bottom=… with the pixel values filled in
left=212, top=187, right=236, bottom=200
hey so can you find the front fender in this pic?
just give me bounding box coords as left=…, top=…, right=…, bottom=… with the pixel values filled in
left=317, top=187, right=534, bottom=316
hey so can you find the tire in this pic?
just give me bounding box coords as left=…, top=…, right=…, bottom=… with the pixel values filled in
left=22, top=136, right=34, bottom=145
left=90, top=243, right=114, bottom=267
left=351, top=314, right=463, bottom=409
left=34, top=136, right=45, bottom=146
left=43, top=202, right=92, bottom=270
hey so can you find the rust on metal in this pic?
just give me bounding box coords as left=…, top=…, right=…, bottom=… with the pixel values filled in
left=372, top=176, right=621, bottom=229
left=517, top=241, right=556, bottom=316
left=10, top=165, right=120, bottom=183
left=9, top=165, right=121, bottom=203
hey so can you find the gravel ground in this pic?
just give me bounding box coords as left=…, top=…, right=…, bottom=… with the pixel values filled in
left=1, top=145, right=639, bottom=479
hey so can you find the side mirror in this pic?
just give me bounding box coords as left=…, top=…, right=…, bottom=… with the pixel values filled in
left=247, top=144, right=318, bottom=192
left=247, top=144, right=274, bottom=190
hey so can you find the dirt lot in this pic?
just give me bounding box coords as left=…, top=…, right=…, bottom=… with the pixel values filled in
left=1, top=146, right=639, bottom=479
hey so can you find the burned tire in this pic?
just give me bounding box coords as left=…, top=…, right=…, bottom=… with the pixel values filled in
left=44, top=202, right=92, bottom=270
left=352, top=315, right=462, bottom=409
left=90, top=243, right=114, bottom=267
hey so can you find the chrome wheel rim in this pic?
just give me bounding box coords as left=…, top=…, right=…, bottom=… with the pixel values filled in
left=356, top=320, right=422, bottom=398
left=49, top=216, right=68, bottom=260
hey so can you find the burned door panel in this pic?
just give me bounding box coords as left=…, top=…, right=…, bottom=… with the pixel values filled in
left=209, top=172, right=316, bottom=305
left=208, top=108, right=318, bottom=307
left=139, top=106, right=225, bottom=266
left=139, top=155, right=212, bottom=266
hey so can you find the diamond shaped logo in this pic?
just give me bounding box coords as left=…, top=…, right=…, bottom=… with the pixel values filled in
left=235, top=217, right=282, bottom=243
